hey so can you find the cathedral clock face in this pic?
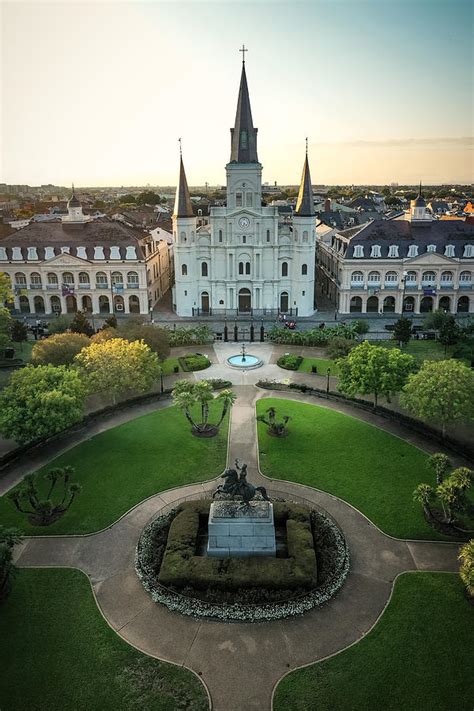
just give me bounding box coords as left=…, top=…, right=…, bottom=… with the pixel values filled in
left=238, top=216, right=250, bottom=228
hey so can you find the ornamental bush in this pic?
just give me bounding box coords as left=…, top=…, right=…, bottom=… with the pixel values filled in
left=268, top=324, right=357, bottom=346
left=31, top=333, right=91, bottom=366
left=277, top=354, right=303, bottom=370
left=178, top=354, right=211, bottom=372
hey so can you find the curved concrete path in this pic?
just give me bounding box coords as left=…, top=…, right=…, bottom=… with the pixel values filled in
left=13, top=385, right=462, bottom=710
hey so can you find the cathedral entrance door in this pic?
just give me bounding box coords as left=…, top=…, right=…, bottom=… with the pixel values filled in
left=238, top=288, right=251, bottom=313
left=280, top=291, right=289, bottom=313
left=201, top=291, right=210, bottom=314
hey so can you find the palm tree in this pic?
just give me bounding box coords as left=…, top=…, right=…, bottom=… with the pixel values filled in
left=427, top=453, right=451, bottom=485
left=257, top=406, right=291, bottom=436
left=216, top=389, right=237, bottom=427
left=0, top=526, right=23, bottom=601
left=7, top=467, right=81, bottom=526
left=458, top=539, right=474, bottom=599
left=413, top=483, right=435, bottom=519
left=173, top=390, right=200, bottom=431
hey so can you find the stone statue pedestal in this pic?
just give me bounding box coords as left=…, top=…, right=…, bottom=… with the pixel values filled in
left=207, top=500, right=276, bottom=558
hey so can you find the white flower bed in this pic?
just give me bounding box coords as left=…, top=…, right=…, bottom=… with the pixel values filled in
left=135, top=507, right=349, bottom=623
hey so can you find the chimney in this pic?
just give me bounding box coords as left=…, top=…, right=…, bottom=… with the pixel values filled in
left=324, top=198, right=331, bottom=212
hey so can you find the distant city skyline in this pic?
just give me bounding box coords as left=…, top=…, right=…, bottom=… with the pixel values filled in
left=1, top=0, right=473, bottom=186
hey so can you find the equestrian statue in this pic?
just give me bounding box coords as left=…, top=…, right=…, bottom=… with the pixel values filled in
left=212, top=459, right=269, bottom=505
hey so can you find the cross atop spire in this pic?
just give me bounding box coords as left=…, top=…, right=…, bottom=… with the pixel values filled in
left=239, top=44, right=248, bottom=64
left=179, top=137, right=182, bottom=156
left=305, top=137, right=308, bottom=156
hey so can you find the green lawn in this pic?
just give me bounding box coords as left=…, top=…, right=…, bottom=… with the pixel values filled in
left=160, top=356, right=182, bottom=375
left=0, top=402, right=228, bottom=535
left=373, top=339, right=456, bottom=363
left=257, top=398, right=451, bottom=539
left=274, top=573, right=473, bottom=711
left=0, top=569, right=208, bottom=711
left=298, top=357, right=340, bottom=376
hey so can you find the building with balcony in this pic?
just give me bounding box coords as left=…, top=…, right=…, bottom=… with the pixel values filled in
left=0, top=189, right=172, bottom=316
left=316, top=187, right=474, bottom=315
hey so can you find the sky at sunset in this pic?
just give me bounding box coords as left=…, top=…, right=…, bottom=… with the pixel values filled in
left=1, top=0, right=473, bottom=186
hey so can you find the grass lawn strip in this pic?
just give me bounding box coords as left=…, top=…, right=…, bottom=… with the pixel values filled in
left=160, top=356, right=182, bottom=375
left=274, top=573, right=474, bottom=711
left=0, top=402, right=228, bottom=535
left=257, top=398, right=463, bottom=540
left=0, top=569, right=208, bottom=711
left=297, top=357, right=340, bottom=375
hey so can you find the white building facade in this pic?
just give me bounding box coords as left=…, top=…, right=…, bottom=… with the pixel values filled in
left=172, top=61, right=316, bottom=317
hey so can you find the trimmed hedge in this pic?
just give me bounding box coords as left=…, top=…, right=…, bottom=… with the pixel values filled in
left=158, top=501, right=317, bottom=591
left=277, top=354, right=304, bottom=371
left=178, top=354, right=211, bottom=372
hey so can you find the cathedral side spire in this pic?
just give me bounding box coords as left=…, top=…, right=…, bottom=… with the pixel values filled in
left=173, top=148, right=194, bottom=218
left=294, top=143, right=315, bottom=217
left=230, top=49, right=258, bottom=164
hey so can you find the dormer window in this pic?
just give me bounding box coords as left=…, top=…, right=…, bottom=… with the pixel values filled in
left=125, top=246, right=137, bottom=260
left=463, top=244, right=474, bottom=257
left=94, top=246, right=105, bottom=260
left=61, top=246, right=70, bottom=254
left=353, top=245, right=364, bottom=258
left=370, top=245, right=381, bottom=258
left=12, top=247, right=23, bottom=260
left=76, top=246, right=88, bottom=260
left=110, top=246, right=121, bottom=260
left=427, top=244, right=436, bottom=253
left=0, top=247, right=7, bottom=260
left=27, top=247, right=38, bottom=260
left=444, top=244, right=455, bottom=257
left=407, top=244, right=418, bottom=257
left=388, top=245, right=399, bottom=258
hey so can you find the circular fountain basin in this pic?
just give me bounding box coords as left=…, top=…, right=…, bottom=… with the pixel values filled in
left=226, top=354, right=263, bottom=370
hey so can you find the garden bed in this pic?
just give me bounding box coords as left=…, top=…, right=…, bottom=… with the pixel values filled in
left=178, top=353, right=211, bottom=372
left=135, top=500, right=349, bottom=621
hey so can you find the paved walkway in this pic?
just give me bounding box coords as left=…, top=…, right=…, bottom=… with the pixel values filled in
left=13, top=385, right=462, bottom=711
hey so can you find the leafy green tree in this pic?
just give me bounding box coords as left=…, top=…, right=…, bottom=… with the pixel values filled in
left=0, top=272, right=13, bottom=306
left=75, top=338, right=161, bottom=402
left=10, top=319, right=28, bottom=345
left=69, top=310, right=94, bottom=337
left=423, top=309, right=450, bottom=331
left=351, top=319, right=369, bottom=336
left=427, top=453, right=451, bottom=485
left=257, top=406, right=291, bottom=437
left=117, top=323, right=170, bottom=360
left=337, top=341, right=416, bottom=407
left=393, top=317, right=412, bottom=346
left=7, top=467, right=81, bottom=526
left=0, top=365, right=85, bottom=444
left=118, top=194, right=136, bottom=204
left=0, top=525, right=23, bottom=602
left=0, top=307, right=13, bottom=337
left=438, top=315, right=460, bottom=353
left=385, top=196, right=402, bottom=206
left=401, top=360, right=474, bottom=435
left=31, top=333, right=90, bottom=366
left=103, top=314, right=118, bottom=329
left=458, top=539, right=474, bottom=599
left=136, top=191, right=162, bottom=205
left=47, top=315, right=73, bottom=334
left=172, top=380, right=236, bottom=436
left=326, top=337, right=355, bottom=359
left=436, top=468, right=472, bottom=525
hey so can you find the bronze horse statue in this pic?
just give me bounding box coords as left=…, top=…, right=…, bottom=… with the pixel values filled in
left=212, top=459, right=269, bottom=505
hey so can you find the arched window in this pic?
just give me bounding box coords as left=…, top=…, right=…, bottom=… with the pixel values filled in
left=181, top=264, right=188, bottom=276
left=405, top=271, right=417, bottom=284
left=201, top=262, right=208, bottom=277
left=245, top=262, right=250, bottom=275
left=351, top=271, right=364, bottom=283
left=266, top=229, right=271, bottom=242
left=385, top=271, right=398, bottom=284
left=303, top=231, right=308, bottom=243
left=47, top=272, right=58, bottom=287
left=78, top=272, right=90, bottom=286
left=111, top=271, right=123, bottom=285
left=238, top=262, right=244, bottom=275
left=180, top=231, right=186, bottom=243
left=422, top=271, right=436, bottom=285
left=14, top=272, right=27, bottom=286
left=350, top=296, right=362, bottom=312
left=242, top=235, right=247, bottom=244
left=129, top=295, right=140, bottom=313
left=127, top=271, right=139, bottom=287
left=460, top=270, right=472, bottom=284
left=62, top=272, right=74, bottom=285
left=440, top=270, right=453, bottom=284
left=236, top=192, right=243, bottom=207
left=218, top=229, right=223, bottom=243
left=281, top=261, right=288, bottom=277
left=30, top=272, right=42, bottom=287
left=368, top=271, right=381, bottom=283
left=301, top=263, right=308, bottom=276
left=96, top=272, right=108, bottom=287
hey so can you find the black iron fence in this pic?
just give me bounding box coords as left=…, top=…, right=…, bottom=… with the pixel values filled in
left=191, top=307, right=299, bottom=318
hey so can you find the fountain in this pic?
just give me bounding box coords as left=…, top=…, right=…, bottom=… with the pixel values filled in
left=226, top=343, right=263, bottom=370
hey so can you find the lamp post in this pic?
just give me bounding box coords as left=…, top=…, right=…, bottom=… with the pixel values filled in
left=326, top=368, right=331, bottom=397
left=149, top=307, right=154, bottom=324
left=401, top=270, right=408, bottom=315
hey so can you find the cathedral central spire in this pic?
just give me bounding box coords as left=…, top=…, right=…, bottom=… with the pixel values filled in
left=295, top=141, right=315, bottom=217
left=173, top=147, right=194, bottom=218
left=230, top=50, right=259, bottom=164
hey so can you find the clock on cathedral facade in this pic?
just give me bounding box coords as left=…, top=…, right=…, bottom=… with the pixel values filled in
left=172, top=58, right=317, bottom=318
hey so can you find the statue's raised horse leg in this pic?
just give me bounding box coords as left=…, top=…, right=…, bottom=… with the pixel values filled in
left=255, top=486, right=269, bottom=501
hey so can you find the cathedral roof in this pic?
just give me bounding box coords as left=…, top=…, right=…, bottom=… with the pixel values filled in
left=294, top=151, right=315, bottom=217
left=412, top=182, right=426, bottom=207
left=68, top=185, right=81, bottom=208
left=229, top=62, right=259, bottom=163
left=173, top=156, right=194, bottom=218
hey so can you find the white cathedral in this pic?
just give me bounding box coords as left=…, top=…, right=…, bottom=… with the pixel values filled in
left=172, top=58, right=316, bottom=317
